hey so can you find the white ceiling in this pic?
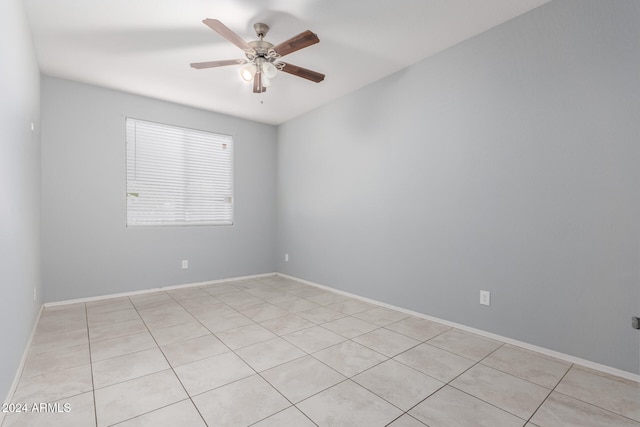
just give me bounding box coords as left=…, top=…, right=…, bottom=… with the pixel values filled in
left=24, top=0, right=550, bottom=125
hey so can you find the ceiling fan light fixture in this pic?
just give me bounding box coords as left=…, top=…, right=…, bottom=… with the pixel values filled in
left=262, top=62, right=277, bottom=79
left=240, top=64, right=256, bottom=82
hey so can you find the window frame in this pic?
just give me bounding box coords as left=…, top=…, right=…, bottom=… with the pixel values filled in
left=125, top=117, right=234, bottom=227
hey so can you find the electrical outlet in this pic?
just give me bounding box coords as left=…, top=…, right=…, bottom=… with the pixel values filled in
left=633, top=316, right=640, bottom=330
left=284, top=254, right=289, bottom=262
left=480, top=290, right=491, bottom=306
left=33, top=287, right=37, bottom=301
left=181, top=259, right=189, bottom=269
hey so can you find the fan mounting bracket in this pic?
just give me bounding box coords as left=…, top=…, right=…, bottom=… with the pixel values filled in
left=254, top=23, right=269, bottom=39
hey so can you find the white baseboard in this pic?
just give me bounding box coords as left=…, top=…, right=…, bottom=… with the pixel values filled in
left=1, top=304, right=44, bottom=426
left=277, top=273, right=640, bottom=383
left=44, top=272, right=277, bottom=308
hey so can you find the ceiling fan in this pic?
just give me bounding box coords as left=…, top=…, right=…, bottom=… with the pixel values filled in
left=190, top=19, right=325, bottom=93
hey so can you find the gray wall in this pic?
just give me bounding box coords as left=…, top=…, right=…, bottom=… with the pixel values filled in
left=0, top=0, right=42, bottom=402
left=41, top=77, right=277, bottom=302
left=277, top=0, right=640, bottom=374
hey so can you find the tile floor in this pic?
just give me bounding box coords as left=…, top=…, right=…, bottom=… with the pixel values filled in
left=2, top=276, right=639, bottom=426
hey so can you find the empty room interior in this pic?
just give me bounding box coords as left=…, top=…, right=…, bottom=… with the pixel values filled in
left=1, top=0, right=639, bottom=426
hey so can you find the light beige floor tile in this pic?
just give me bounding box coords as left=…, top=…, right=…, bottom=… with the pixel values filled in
left=89, top=318, right=147, bottom=343
left=252, top=406, right=317, bottom=427
left=12, top=364, right=92, bottom=403
left=196, top=310, right=254, bottom=333
left=149, top=321, right=210, bottom=346
left=244, top=287, right=289, bottom=300
left=451, top=364, right=550, bottom=420
left=31, top=324, right=85, bottom=345
left=409, top=385, right=525, bottom=427
left=240, top=303, right=290, bottom=322
left=160, top=334, right=228, bottom=367
left=260, top=291, right=300, bottom=305
left=394, top=343, right=475, bottom=382
left=192, top=375, right=290, bottom=426
left=259, top=313, right=316, bottom=336
left=86, top=297, right=134, bottom=314
left=530, top=391, right=640, bottom=427
left=138, top=306, right=195, bottom=329
left=90, top=332, right=156, bottom=362
left=353, top=328, right=420, bottom=357
left=33, top=313, right=86, bottom=335
left=94, top=370, right=187, bottom=427
left=2, top=391, right=95, bottom=427
left=215, top=323, right=276, bottom=350
left=287, top=286, right=327, bottom=298
left=261, top=355, right=346, bottom=403
left=232, top=279, right=263, bottom=291
left=87, top=308, right=141, bottom=327
left=30, top=328, right=89, bottom=355
left=306, top=292, right=350, bottom=306
left=200, top=283, right=239, bottom=296
left=85, top=297, right=133, bottom=311
left=322, top=316, right=379, bottom=338
left=385, top=317, right=451, bottom=341
left=313, top=341, right=387, bottom=377
left=353, top=307, right=409, bottom=326
left=297, top=306, right=347, bottom=323
left=174, top=351, right=254, bottom=396
left=272, top=297, right=320, bottom=313
left=178, top=296, right=222, bottom=310
left=387, top=414, right=428, bottom=427
left=113, top=399, right=207, bottom=427
left=129, top=292, right=174, bottom=310
left=353, top=359, right=444, bottom=411
left=481, top=344, right=571, bottom=389
left=427, top=329, right=502, bottom=361
left=283, top=325, right=346, bottom=353
left=216, top=291, right=264, bottom=311
left=166, top=287, right=210, bottom=300
left=187, top=304, right=237, bottom=320
left=22, top=344, right=90, bottom=378
left=326, top=298, right=378, bottom=315
left=92, top=347, right=169, bottom=389
left=235, top=337, right=306, bottom=372
left=555, top=366, right=640, bottom=422
left=39, top=305, right=86, bottom=323
left=297, top=380, right=403, bottom=427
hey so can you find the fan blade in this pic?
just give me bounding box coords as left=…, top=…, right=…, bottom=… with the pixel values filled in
left=278, top=62, right=325, bottom=83
left=203, top=19, right=251, bottom=51
left=190, top=59, right=245, bottom=69
left=253, top=72, right=266, bottom=93
left=273, top=30, right=319, bottom=57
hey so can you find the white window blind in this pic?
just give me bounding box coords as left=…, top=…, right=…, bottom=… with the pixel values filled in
left=126, top=118, right=233, bottom=226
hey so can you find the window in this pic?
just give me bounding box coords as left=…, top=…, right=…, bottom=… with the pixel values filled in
left=126, top=118, right=233, bottom=226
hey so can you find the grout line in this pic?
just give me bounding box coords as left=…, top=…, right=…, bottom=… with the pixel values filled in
left=525, top=363, right=573, bottom=425
left=127, top=291, right=211, bottom=427
left=84, top=303, right=99, bottom=427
